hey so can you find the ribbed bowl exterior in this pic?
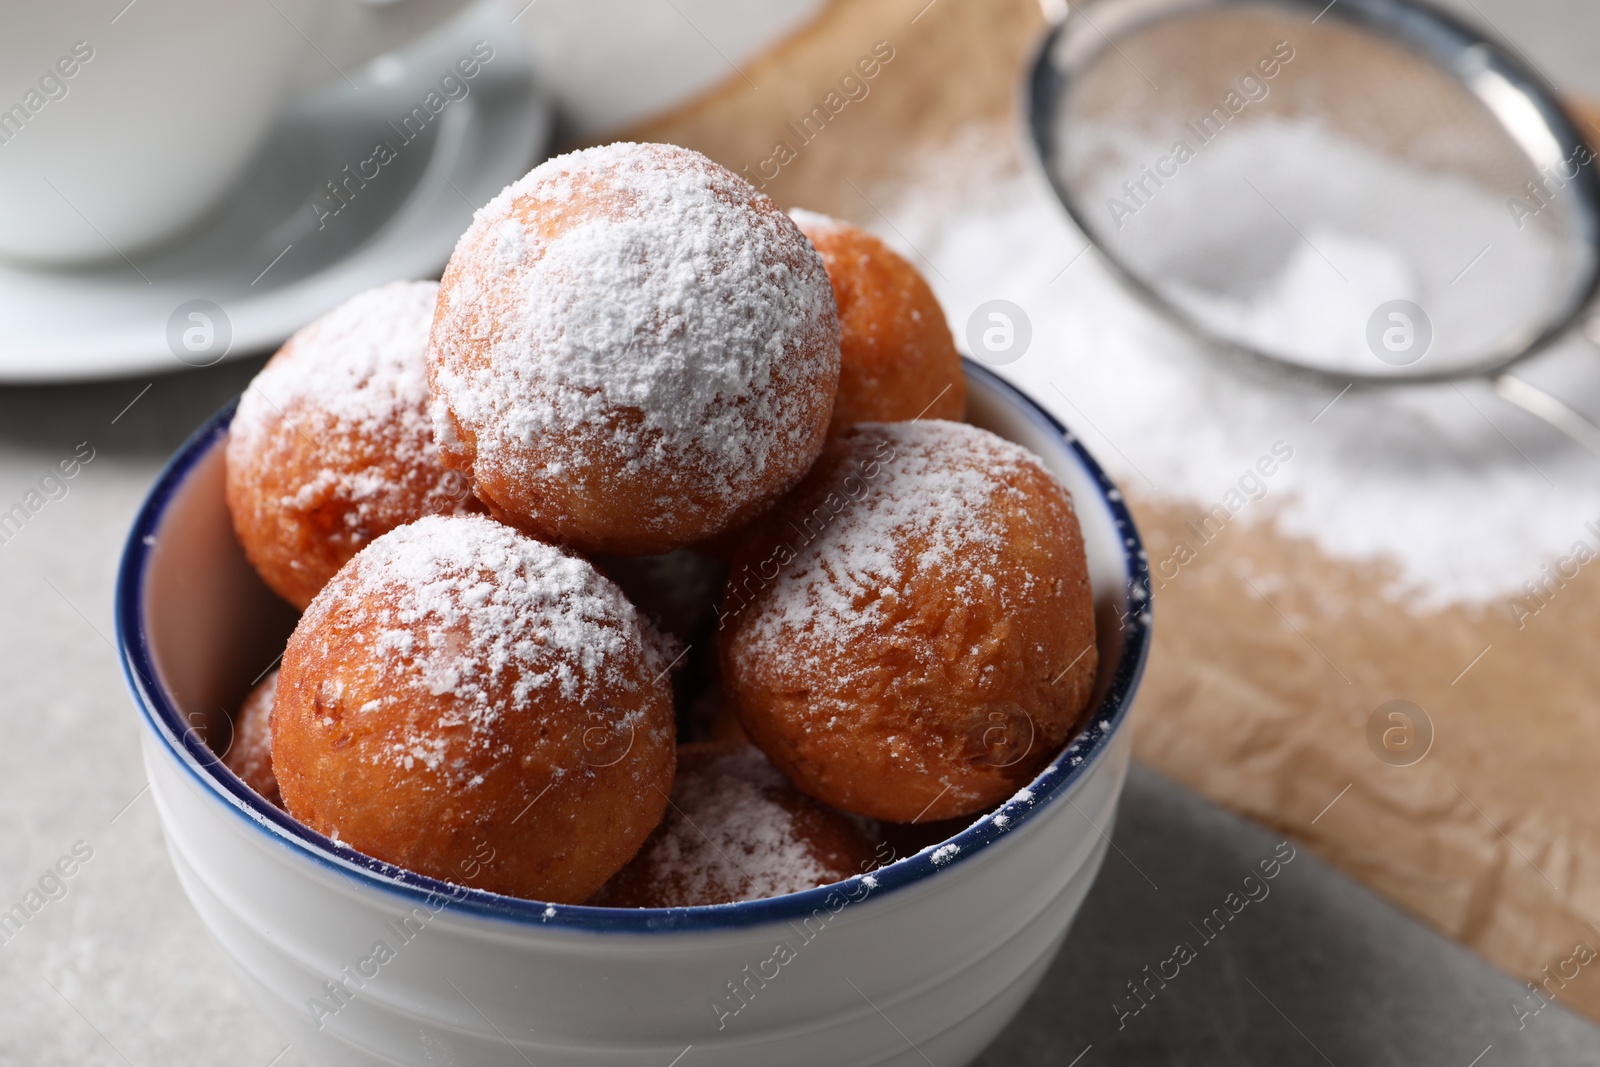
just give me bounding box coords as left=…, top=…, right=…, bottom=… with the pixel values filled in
left=146, top=723, right=1129, bottom=1066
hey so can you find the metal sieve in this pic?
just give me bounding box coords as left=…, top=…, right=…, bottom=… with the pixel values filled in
left=1027, top=0, right=1600, bottom=450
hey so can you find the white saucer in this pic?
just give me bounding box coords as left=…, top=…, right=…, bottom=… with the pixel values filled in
left=0, top=1, right=552, bottom=382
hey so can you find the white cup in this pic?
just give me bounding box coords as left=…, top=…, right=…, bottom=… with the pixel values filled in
left=513, top=0, right=829, bottom=135
left=0, top=0, right=457, bottom=266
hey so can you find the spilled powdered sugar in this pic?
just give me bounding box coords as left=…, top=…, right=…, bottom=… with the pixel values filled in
left=304, top=514, right=660, bottom=781
left=430, top=142, right=839, bottom=516
left=1167, top=227, right=1419, bottom=375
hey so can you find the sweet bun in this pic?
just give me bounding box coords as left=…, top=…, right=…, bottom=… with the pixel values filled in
left=272, top=514, right=676, bottom=903
left=790, top=211, right=965, bottom=436
left=591, top=742, right=878, bottom=907
left=215, top=138, right=1105, bottom=911
left=224, top=670, right=282, bottom=808
left=718, top=420, right=1097, bottom=822
left=226, top=281, right=478, bottom=609
left=427, top=142, right=841, bottom=556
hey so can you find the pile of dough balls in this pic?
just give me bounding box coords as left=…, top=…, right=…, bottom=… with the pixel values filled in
left=216, top=142, right=1098, bottom=908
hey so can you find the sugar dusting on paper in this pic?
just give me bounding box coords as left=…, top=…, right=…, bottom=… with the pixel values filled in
left=876, top=126, right=1600, bottom=609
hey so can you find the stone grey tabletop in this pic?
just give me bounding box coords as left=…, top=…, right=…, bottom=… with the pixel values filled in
left=2, top=361, right=1597, bottom=1065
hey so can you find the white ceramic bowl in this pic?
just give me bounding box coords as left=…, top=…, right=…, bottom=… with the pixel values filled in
left=116, top=361, right=1151, bottom=1067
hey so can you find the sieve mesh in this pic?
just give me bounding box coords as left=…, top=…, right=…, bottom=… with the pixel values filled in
left=1039, top=0, right=1600, bottom=380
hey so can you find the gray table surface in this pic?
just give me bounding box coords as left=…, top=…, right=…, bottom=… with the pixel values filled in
left=2, top=359, right=1599, bottom=1065
left=4, top=3, right=1600, bottom=1062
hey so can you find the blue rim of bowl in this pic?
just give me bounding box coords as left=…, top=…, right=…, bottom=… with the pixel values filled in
left=115, top=358, right=1152, bottom=933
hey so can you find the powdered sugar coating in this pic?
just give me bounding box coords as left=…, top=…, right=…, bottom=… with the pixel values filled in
left=227, top=280, right=476, bottom=608
left=297, top=515, right=668, bottom=777
left=733, top=421, right=1055, bottom=669
left=233, top=280, right=436, bottom=436
left=592, top=743, right=877, bottom=907
left=427, top=142, right=841, bottom=554
left=788, top=207, right=848, bottom=236
left=273, top=514, right=678, bottom=901
left=232, top=281, right=458, bottom=510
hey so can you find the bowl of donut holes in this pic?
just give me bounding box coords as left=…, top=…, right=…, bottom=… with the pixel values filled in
left=117, top=143, right=1151, bottom=1067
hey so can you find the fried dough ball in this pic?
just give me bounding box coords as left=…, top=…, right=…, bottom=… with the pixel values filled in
left=590, top=742, right=877, bottom=907
left=719, top=421, right=1097, bottom=823
left=427, top=143, right=841, bottom=556
left=790, top=211, right=965, bottom=437
left=223, top=670, right=282, bottom=808
left=227, top=281, right=479, bottom=610
left=273, top=515, right=676, bottom=903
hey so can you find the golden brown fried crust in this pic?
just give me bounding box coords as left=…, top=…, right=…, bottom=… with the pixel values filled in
left=718, top=422, right=1097, bottom=822
left=795, top=217, right=966, bottom=437
left=272, top=530, right=676, bottom=904
left=226, top=425, right=477, bottom=610
left=427, top=144, right=840, bottom=556
left=225, top=292, right=480, bottom=610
